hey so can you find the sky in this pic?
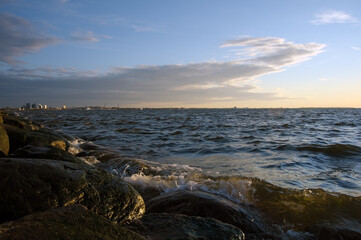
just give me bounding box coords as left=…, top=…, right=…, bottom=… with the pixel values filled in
left=0, top=0, right=360, bottom=108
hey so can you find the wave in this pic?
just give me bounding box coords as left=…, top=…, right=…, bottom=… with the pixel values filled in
left=276, top=143, right=361, bottom=157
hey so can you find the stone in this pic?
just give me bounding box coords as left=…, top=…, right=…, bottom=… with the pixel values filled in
left=0, top=205, right=145, bottom=240
left=127, top=213, right=245, bottom=240
left=306, top=223, right=361, bottom=240
left=3, top=124, right=68, bottom=153
left=10, top=144, right=82, bottom=163
left=2, top=113, right=42, bottom=131
left=146, top=190, right=267, bottom=236
left=0, top=158, right=145, bottom=224
left=0, top=125, right=9, bottom=156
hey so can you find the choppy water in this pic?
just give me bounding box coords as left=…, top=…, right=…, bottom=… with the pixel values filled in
left=18, top=108, right=361, bottom=237
left=21, top=108, right=361, bottom=197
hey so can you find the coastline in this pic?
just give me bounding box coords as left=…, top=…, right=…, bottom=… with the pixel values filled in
left=0, top=111, right=360, bottom=240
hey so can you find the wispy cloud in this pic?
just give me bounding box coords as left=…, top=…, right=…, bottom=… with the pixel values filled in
left=0, top=13, right=60, bottom=65
left=0, top=36, right=325, bottom=107
left=70, top=30, right=112, bottom=42
left=71, top=30, right=99, bottom=42
left=311, top=10, right=357, bottom=25
left=90, top=14, right=160, bottom=32
left=351, top=47, right=361, bottom=51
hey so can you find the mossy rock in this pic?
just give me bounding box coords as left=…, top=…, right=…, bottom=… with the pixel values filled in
left=127, top=213, right=245, bottom=240
left=0, top=125, right=9, bottom=156
left=3, top=124, right=68, bottom=153
left=0, top=158, right=145, bottom=224
left=0, top=205, right=145, bottom=240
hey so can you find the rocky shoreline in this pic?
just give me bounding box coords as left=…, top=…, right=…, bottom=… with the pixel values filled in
left=0, top=112, right=246, bottom=240
left=1, top=111, right=360, bottom=240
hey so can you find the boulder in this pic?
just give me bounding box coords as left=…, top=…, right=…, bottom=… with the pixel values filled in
left=0, top=158, right=145, bottom=224
left=0, top=112, right=3, bottom=124
left=0, top=125, right=9, bottom=156
left=3, top=124, right=68, bottom=153
left=306, top=223, right=361, bottom=240
left=2, top=113, right=42, bottom=131
left=10, top=144, right=82, bottom=163
left=127, top=213, right=245, bottom=240
left=146, top=190, right=267, bottom=236
left=0, top=205, right=145, bottom=240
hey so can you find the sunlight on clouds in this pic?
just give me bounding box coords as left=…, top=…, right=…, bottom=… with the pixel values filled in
left=311, top=10, right=357, bottom=25
left=0, top=36, right=325, bottom=107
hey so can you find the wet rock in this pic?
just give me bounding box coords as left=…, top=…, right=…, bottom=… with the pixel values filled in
left=0, top=158, right=145, bottom=224
left=0, top=205, right=145, bottom=240
left=0, top=125, right=9, bottom=156
left=306, top=223, right=361, bottom=240
left=10, top=144, right=82, bottom=163
left=127, top=213, right=245, bottom=240
left=3, top=124, right=68, bottom=153
left=146, top=190, right=266, bottom=236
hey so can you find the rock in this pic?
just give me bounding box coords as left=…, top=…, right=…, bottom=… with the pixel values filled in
left=0, top=112, right=3, bottom=124
left=10, top=144, right=82, bottom=163
left=146, top=190, right=267, bottom=236
left=2, top=113, right=42, bottom=131
left=127, top=213, right=245, bottom=240
left=0, top=205, right=145, bottom=240
left=306, top=223, right=361, bottom=240
left=0, top=158, right=145, bottom=224
left=3, top=124, right=68, bottom=153
left=0, top=125, right=9, bottom=156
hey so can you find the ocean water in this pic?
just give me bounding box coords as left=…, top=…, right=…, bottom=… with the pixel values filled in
left=19, top=108, right=361, bottom=235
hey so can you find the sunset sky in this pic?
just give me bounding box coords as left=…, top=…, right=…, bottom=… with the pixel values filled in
left=0, top=0, right=360, bottom=108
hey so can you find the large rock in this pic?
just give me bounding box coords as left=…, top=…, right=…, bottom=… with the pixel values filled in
left=3, top=124, right=68, bottom=153
left=127, top=213, right=245, bottom=240
left=146, top=190, right=269, bottom=238
left=2, top=113, right=42, bottom=131
left=10, top=144, right=82, bottom=163
left=0, top=205, right=145, bottom=240
left=0, top=125, right=9, bottom=156
left=0, top=158, right=145, bottom=224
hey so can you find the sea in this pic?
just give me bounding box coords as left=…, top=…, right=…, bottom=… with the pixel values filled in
left=18, top=108, right=361, bottom=236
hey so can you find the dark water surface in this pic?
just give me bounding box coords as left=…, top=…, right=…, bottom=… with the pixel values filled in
left=21, top=108, right=361, bottom=197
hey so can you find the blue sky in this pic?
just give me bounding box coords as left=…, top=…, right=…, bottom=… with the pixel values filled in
left=0, top=0, right=360, bottom=107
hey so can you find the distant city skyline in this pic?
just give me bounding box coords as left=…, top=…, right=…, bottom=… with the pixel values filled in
left=0, top=0, right=361, bottom=108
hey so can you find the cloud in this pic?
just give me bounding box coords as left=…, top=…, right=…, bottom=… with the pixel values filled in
left=0, top=36, right=325, bottom=107
left=221, top=37, right=325, bottom=68
left=0, top=13, right=60, bottom=64
left=70, top=30, right=113, bottom=42
left=311, top=10, right=357, bottom=25
left=90, top=14, right=160, bottom=32
left=352, top=47, right=361, bottom=51
left=71, top=30, right=99, bottom=42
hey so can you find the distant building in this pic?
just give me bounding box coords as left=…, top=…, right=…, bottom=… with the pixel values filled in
left=26, top=103, right=31, bottom=109
left=38, top=104, right=43, bottom=109
left=31, top=103, right=37, bottom=109
left=44, top=105, right=48, bottom=109
left=62, top=105, right=66, bottom=109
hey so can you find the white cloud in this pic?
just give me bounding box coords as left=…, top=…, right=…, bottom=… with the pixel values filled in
left=0, top=36, right=325, bottom=106
left=221, top=37, right=325, bottom=68
left=311, top=10, right=357, bottom=25
left=352, top=47, right=361, bottom=51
